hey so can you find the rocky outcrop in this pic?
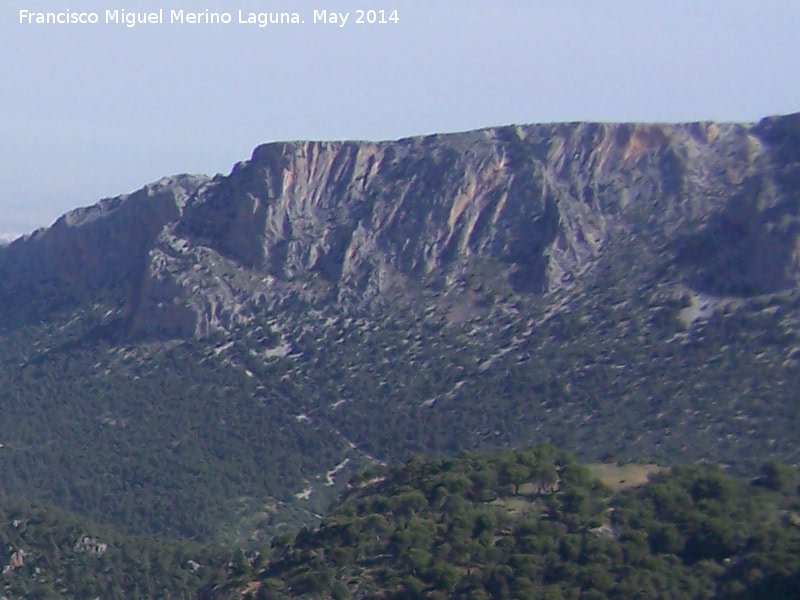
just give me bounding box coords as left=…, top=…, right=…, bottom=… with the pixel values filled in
left=74, top=535, right=107, bottom=556
left=2, top=549, right=26, bottom=574
left=0, top=174, right=207, bottom=327
left=130, top=114, right=800, bottom=338
left=2, top=114, right=799, bottom=340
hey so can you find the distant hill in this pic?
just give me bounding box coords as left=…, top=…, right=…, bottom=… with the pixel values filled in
left=0, top=114, right=799, bottom=540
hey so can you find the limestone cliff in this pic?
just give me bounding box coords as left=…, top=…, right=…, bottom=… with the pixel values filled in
left=0, top=174, right=207, bottom=325
left=124, top=114, right=800, bottom=338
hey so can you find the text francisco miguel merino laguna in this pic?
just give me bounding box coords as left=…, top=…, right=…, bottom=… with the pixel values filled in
left=19, top=9, right=312, bottom=27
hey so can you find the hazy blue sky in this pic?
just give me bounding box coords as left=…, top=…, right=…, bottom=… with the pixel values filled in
left=2, top=0, right=799, bottom=237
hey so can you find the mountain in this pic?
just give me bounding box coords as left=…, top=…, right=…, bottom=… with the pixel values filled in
left=0, top=114, right=799, bottom=541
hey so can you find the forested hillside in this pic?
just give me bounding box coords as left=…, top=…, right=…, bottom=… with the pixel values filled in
left=208, top=447, right=800, bottom=600
left=0, top=495, right=226, bottom=599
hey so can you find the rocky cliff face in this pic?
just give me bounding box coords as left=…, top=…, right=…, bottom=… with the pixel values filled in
left=0, top=174, right=207, bottom=325
left=4, top=115, right=797, bottom=339
left=122, top=114, right=799, bottom=339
